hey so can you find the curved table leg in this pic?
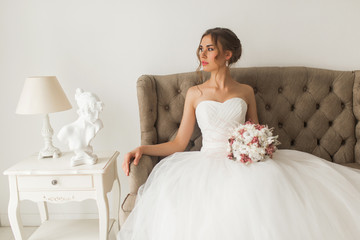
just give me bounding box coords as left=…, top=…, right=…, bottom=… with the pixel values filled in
left=96, top=176, right=109, bottom=240
left=113, top=160, right=121, bottom=231
left=37, top=201, right=49, bottom=223
left=8, top=175, right=24, bottom=240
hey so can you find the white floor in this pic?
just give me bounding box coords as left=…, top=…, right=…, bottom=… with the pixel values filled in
left=0, top=221, right=118, bottom=240
left=0, top=226, right=37, bottom=240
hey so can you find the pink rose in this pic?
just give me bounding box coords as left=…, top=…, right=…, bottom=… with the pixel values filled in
left=248, top=136, right=260, bottom=147
left=255, top=124, right=265, bottom=130
left=240, top=154, right=252, bottom=164
left=238, top=129, right=246, bottom=136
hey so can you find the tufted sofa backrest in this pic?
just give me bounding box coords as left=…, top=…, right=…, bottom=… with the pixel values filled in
left=137, top=67, right=360, bottom=165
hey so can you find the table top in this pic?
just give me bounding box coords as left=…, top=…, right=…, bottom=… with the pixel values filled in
left=3, top=151, right=119, bottom=176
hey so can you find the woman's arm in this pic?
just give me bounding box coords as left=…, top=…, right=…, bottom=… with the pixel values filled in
left=245, top=85, right=259, bottom=124
left=140, top=87, right=197, bottom=155
left=122, top=86, right=198, bottom=176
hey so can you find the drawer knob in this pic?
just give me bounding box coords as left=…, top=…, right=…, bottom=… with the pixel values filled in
left=51, top=180, right=58, bottom=185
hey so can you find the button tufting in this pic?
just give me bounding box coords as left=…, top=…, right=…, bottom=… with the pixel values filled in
left=290, top=140, right=295, bottom=146
left=316, top=103, right=320, bottom=110
left=190, top=140, right=195, bottom=147
left=177, top=89, right=181, bottom=93
left=165, top=105, right=169, bottom=111
left=291, top=105, right=295, bottom=111
left=304, top=122, right=307, bottom=128
left=317, top=139, right=320, bottom=145
left=278, top=122, right=283, bottom=128
left=303, top=86, right=307, bottom=92
left=341, top=102, right=345, bottom=109
left=278, top=87, right=283, bottom=93
left=265, top=104, right=271, bottom=110
left=329, top=86, right=333, bottom=92
left=329, top=121, right=333, bottom=126
left=253, top=87, right=258, bottom=94
left=341, top=139, right=346, bottom=145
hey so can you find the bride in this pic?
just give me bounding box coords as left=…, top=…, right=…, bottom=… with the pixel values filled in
left=118, top=28, right=360, bottom=239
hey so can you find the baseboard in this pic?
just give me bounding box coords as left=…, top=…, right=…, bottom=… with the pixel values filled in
left=1, top=213, right=99, bottom=227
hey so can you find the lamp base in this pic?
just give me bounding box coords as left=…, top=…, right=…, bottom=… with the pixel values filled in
left=38, top=114, right=62, bottom=160
left=39, top=146, right=61, bottom=159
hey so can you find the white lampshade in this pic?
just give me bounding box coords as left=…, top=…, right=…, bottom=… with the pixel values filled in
left=16, top=76, right=72, bottom=114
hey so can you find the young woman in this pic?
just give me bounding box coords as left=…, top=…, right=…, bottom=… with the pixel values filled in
left=118, top=28, right=360, bottom=240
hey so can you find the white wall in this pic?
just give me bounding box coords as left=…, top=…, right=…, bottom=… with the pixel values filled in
left=1, top=0, right=359, bottom=226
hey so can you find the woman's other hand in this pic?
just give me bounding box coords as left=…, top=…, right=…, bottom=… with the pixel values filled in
left=122, top=146, right=143, bottom=176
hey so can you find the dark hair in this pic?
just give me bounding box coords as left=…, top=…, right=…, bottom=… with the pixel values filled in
left=196, top=27, right=242, bottom=70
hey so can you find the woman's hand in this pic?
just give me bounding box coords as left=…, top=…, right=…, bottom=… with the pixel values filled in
left=122, top=146, right=143, bottom=176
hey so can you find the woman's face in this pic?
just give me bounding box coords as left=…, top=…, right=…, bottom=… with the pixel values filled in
left=199, top=34, right=226, bottom=72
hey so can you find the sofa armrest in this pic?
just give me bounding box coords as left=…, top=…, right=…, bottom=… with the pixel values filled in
left=137, top=75, right=158, bottom=146
left=129, top=154, right=157, bottom=194
left=353, top=70, right=360, bottom=164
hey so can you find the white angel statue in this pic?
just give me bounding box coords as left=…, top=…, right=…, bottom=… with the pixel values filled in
left=58, top=88, right=104, bottom=166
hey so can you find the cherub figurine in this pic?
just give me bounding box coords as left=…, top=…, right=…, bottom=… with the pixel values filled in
left=58, top=88, right=104, bottom=166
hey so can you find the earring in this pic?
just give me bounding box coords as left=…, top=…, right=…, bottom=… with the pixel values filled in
left=226, top=61, right=229, bottom=67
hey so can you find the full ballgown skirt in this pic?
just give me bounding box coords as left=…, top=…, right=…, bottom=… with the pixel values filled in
left=118, top=98, right=360, bottom=240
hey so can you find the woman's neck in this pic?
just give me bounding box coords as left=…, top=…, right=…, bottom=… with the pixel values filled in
left=208, top=67, right=232, bottom=89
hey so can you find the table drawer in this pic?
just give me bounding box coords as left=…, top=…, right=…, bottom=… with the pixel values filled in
left=18, top=175, right=93, bottom=191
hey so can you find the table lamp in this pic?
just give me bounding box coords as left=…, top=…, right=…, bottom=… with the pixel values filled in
left=16, top=76, right=72, bottom=159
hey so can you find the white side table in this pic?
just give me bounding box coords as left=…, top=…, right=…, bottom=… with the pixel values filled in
left=3, top=151, right=120, bottom=240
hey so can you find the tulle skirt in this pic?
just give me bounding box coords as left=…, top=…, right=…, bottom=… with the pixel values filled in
left=118, top=149, right=360, bottom=240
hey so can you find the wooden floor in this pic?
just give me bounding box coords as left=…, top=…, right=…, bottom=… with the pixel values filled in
left=0, top=227, right=37, bottom=240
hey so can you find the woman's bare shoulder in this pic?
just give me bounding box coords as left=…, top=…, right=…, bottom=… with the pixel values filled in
left=187, top=83, right=207, bottom=97
left=234, top=82, right=254, bottom=96
left=231, top=82, right=255, bottom=104
left=233, top=82, right=254, bottom=91
left=185, top=85, right=202, bottom=106
left=187, top=85, right=200, bottom=96
left=245, top=84, right=255, bottom=93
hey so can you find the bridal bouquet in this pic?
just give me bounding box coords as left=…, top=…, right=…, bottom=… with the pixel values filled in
left=227, top=121, right=280, bottom=164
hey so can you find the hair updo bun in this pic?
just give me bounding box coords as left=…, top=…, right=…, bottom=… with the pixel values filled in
left=197, top=27, right=242, bottom=66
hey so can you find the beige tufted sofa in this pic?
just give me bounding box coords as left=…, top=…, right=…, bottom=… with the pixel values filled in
left=120, top=66, right=360, bottom=225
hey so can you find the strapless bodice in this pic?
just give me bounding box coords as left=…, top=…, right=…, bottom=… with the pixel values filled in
left=195, top=97, right=247, bottom=153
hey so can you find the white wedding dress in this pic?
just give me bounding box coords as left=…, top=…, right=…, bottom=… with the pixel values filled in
left=118, top=97, right=360, bottom=240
